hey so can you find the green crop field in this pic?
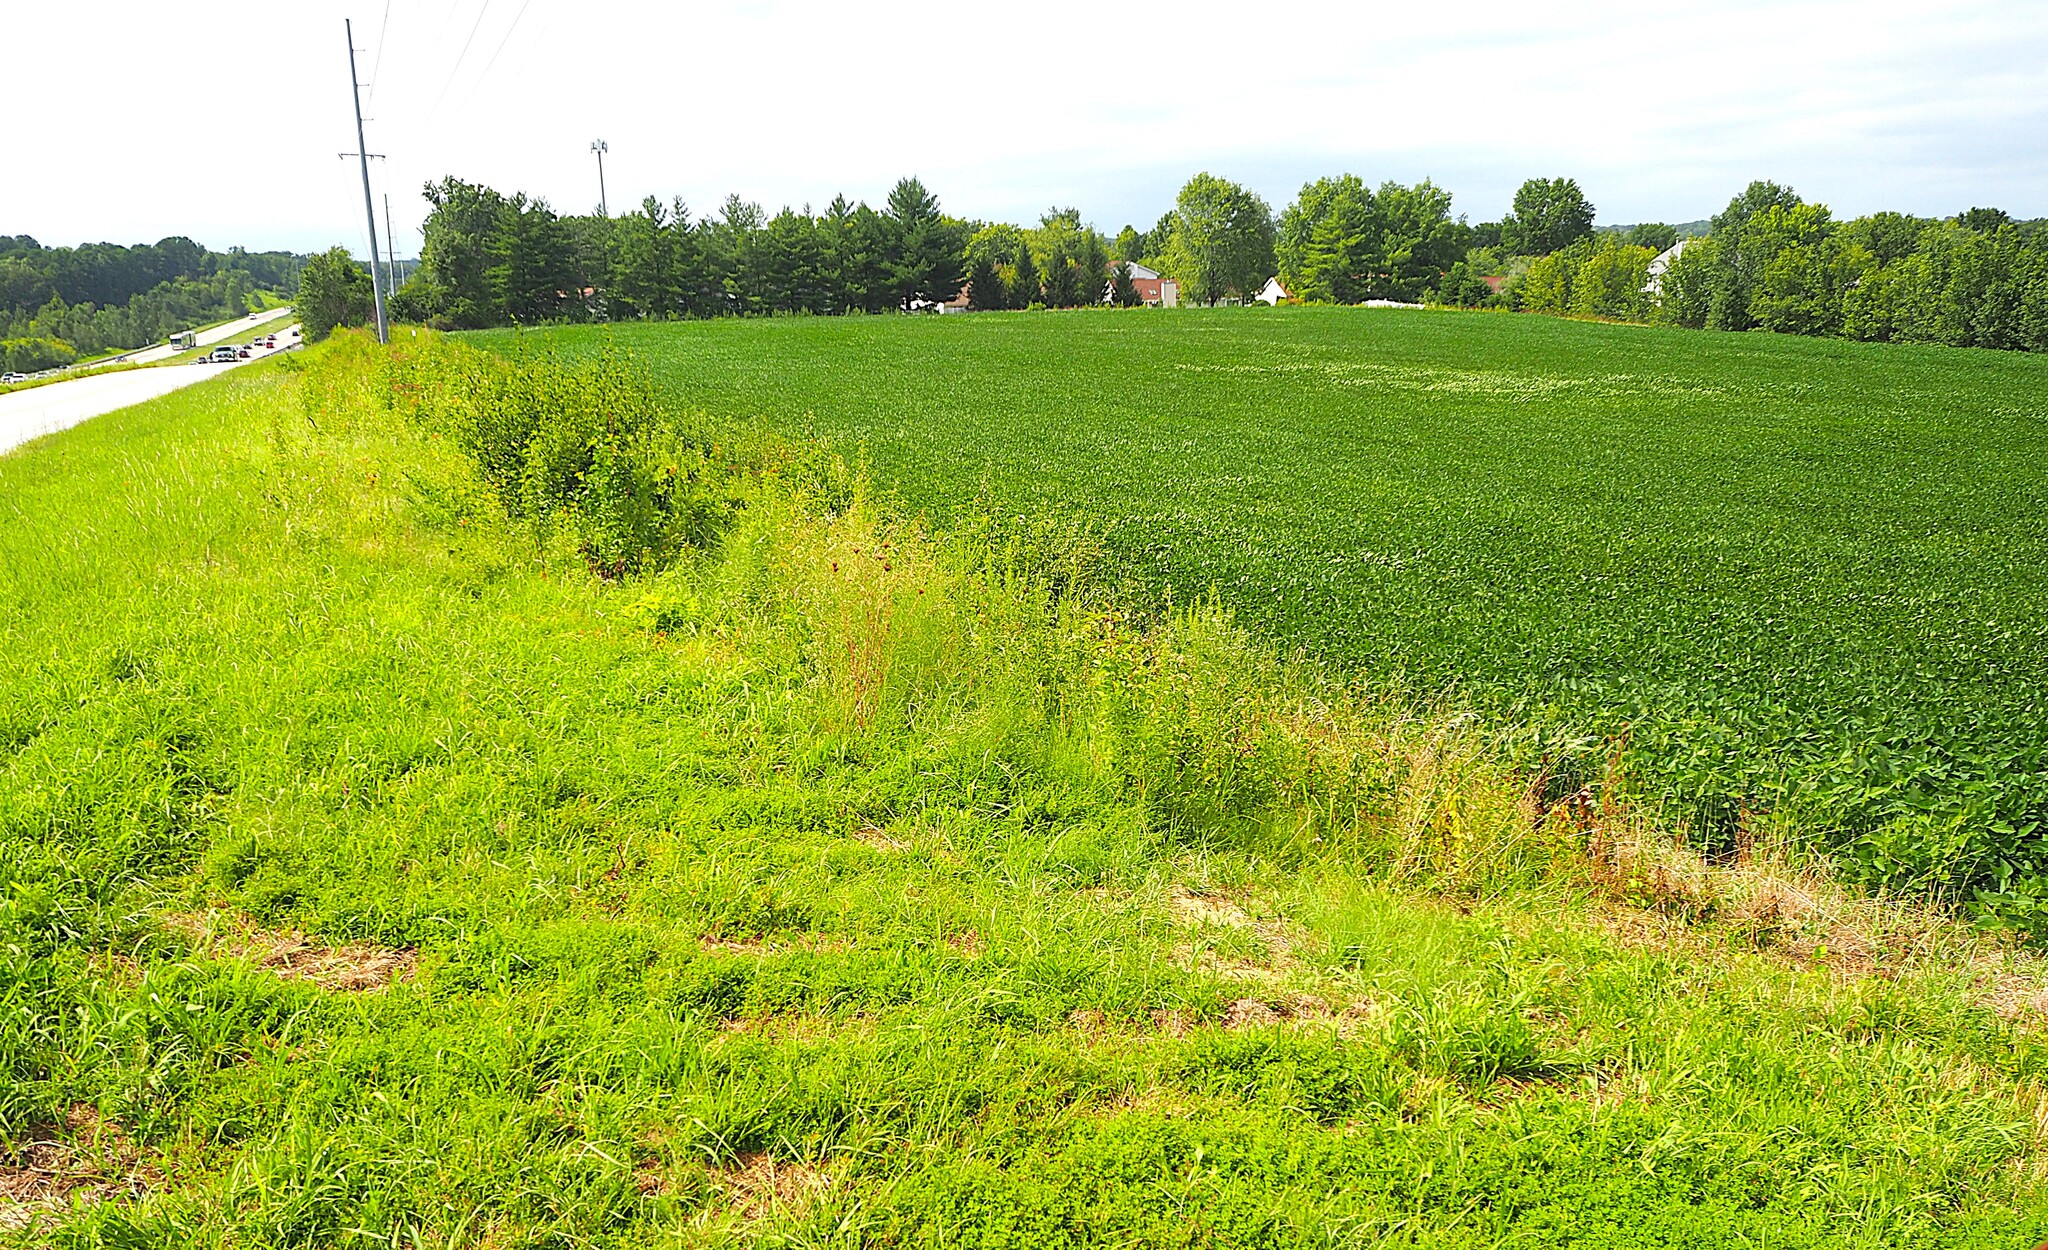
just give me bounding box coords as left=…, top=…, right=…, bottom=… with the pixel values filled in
left=487, top=309, right=2048, bottom=918
left=6, top=338, right=2048, bottom=1245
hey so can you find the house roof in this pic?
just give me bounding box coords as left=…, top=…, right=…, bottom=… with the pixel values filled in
left=1647, top=238, right=1691, bottom=276
left=1122, top=260, right=1161, bottom=280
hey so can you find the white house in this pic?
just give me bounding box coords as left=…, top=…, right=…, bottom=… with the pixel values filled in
left=1106, top=260, right=1179, bottom=307
left=1644, top=239, right=1691, bottom=296
left=1255, top=276, right=1291, bottom=305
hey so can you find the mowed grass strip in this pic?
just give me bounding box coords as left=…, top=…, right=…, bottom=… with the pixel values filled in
left=485, top=309, right=2048, bottom=911
left=2, top=342, right=2047, bottom=1245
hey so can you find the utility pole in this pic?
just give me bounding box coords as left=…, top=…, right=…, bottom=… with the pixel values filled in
left=384, top=193, right=399, bottom=301
left=345, top=19, right=388, bottom=343
left=591, top=139, right=609, bottom=217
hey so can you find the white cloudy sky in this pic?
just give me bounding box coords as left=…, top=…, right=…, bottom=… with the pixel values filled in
left=5, top=0, right=2045, bottom=257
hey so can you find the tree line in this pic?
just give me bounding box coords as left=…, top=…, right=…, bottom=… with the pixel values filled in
left=1645, top=186, right=2048, bottom=349
left=325, top=169, right=2048, bottom=360
left=1434, top=179, right=2048, bottom=352
left=382, top=170, right=1441, bottom=329
left=0, top=235, right=302, bottom=371
left=387, top=176, right=972, bottom=329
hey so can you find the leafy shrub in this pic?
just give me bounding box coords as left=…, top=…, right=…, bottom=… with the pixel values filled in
left=364, top=332, right=747, bottom=574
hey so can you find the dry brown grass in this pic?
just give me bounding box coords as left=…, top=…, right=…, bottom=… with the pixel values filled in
left=717, top=1152, right=832, bottom=1221
left=166, top=910, right=415, bottom=992
left=0, top=1106, right=155, bottom=1235
left=852, top=822, right=909, bottom=853
left=695, top=932, right=849, bottom=957
left=1554, top=811, right=2048, bottom=1021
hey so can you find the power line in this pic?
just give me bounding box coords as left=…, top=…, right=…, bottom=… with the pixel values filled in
left=474, top=0, right=535, bottom=87
left=426, top=0, right=495, bottom=123
left=365, top=0, right=393, bottom=102
left=439, top=0, right=536, bottom=127
left=429, top=0, right=461, bottom=83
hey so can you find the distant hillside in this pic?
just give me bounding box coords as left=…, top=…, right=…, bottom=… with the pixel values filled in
left=0, top=234, right=302, bottom=363
left=1597, top=219, right=1712, bottom=240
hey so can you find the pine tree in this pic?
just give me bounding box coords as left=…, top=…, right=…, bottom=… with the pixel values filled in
left=1011, top=243, right=1041, bottom=308
left=967, top=256, right=1006, bottom=311
left=1042, top=237, right=1082, bottom=307
left=1109, top=260, right=1141, bottom=307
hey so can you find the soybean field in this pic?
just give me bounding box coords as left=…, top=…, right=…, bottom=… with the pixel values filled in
left=484, top=309, right=2048, bottom=916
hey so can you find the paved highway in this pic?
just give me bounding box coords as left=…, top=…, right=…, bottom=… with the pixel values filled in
left=0, top=324, right=300, bottom=456
left=127, top=304, right=297, bottom=364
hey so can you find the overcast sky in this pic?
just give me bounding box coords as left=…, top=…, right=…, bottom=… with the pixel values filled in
left=5, top=0, right=2046, bottom=258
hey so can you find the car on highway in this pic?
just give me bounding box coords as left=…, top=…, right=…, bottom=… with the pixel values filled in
left=207, top=347, right=241, bottom=363
left=1, top=372, right=27, bottom=384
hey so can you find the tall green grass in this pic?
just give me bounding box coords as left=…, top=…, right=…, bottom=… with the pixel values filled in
left=483, top=309, right=2048, bottom=925
left=2, top=334, right=2046, bottom=1245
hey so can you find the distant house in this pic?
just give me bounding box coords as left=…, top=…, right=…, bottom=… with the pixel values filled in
left=1255, top=276, right=1291, bottom=305
left=1106, top=260, right=1179, bottom=308
left=938, top=285, right=972, bottom=313
left=1644, top=240, right=1691, bottom=295
left=1481, top=275, right=1507, bottom=295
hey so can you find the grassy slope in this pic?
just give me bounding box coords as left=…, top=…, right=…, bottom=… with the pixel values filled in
left=1, top=344, right=2046, bottom=1245
left=486, top=310, right=2048, bottom=890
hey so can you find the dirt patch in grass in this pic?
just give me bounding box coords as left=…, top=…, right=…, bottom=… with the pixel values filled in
left=1169, top=886, right=1311, bottom=952
left=1166, top=885, right=1317, bottom=991
left=1075, top=993, right=1375, bottom=1041
left=853, top=823, right=908, bottom=852
left=711, top=1012, right=875, bottom=1043
left=167, top=910, right=416, bottom=991
left=696, top=933, right=850, bottom=957
left=1149, top=1008, right=1194, bottom=1038
left=0, top=1106, right=156, bottom=1234
left=718, top=1151, right=831, bottom=1220
left=1170, top=887, right=1258, bottom=930
left=1979, top=976, right=2048, bottom=1023
left=1221, top=997, right=1283, bottom=1029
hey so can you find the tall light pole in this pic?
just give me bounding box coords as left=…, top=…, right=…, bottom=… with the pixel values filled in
left=590, top=139, right=609, bottom=217
left=345, top=19, right=388, bottom=344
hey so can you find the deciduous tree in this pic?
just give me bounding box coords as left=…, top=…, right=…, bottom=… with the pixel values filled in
left=298, top=246, right=374, bottom=342
left=1502, top=177, right=1595, bottom=256
left=1278, top=176, right=1462, bottom=303
left=1704, top=180, right=1804, bottom=330
left=1624, top=223, right=1678, bottom=252
left=418, top=177, right=509, bottom=329
left=1159, top=173, right=1275, bottom=306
